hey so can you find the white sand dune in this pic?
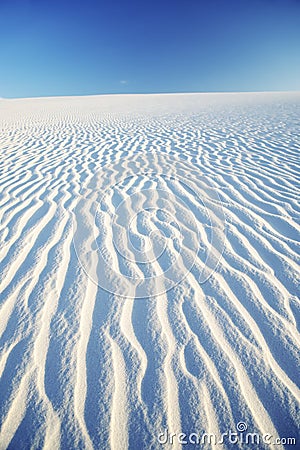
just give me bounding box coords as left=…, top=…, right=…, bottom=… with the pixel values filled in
left=0, top=92, right=299, bottom=449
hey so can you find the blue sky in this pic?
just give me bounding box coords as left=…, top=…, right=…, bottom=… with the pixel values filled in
left=0, top=0, right=300, bottom=97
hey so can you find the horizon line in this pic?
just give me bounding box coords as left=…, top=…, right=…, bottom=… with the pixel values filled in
left=1, top=89, right=300, bottom=101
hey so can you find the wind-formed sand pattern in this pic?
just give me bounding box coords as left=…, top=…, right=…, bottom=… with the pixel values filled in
left=0, top=93, right=299, bottom=449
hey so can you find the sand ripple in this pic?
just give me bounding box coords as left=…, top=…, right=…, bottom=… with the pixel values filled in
left=0, top=93, right=299, bottom=449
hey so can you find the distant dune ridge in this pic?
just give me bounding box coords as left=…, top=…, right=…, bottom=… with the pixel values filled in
left=0, top=92, right=299, bottom=449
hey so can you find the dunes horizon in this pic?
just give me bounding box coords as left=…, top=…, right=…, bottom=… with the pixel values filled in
left=0, top=92, right=299, bottom=449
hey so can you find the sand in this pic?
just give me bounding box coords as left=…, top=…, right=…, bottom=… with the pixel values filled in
left=0, top=92, right=299, bottom=449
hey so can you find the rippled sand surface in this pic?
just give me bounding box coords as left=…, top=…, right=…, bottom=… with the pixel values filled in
left=0, top=93, right=299, bottom=449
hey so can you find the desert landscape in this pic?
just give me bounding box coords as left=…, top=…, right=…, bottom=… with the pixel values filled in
left=0, top=92, right=299, bottom=449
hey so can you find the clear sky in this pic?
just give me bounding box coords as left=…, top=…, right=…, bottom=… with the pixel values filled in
left=0, top=0, right=300, bottom=98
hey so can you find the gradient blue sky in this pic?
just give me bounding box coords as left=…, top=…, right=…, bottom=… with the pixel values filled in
left=1, top=0, right=300, bottom=98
